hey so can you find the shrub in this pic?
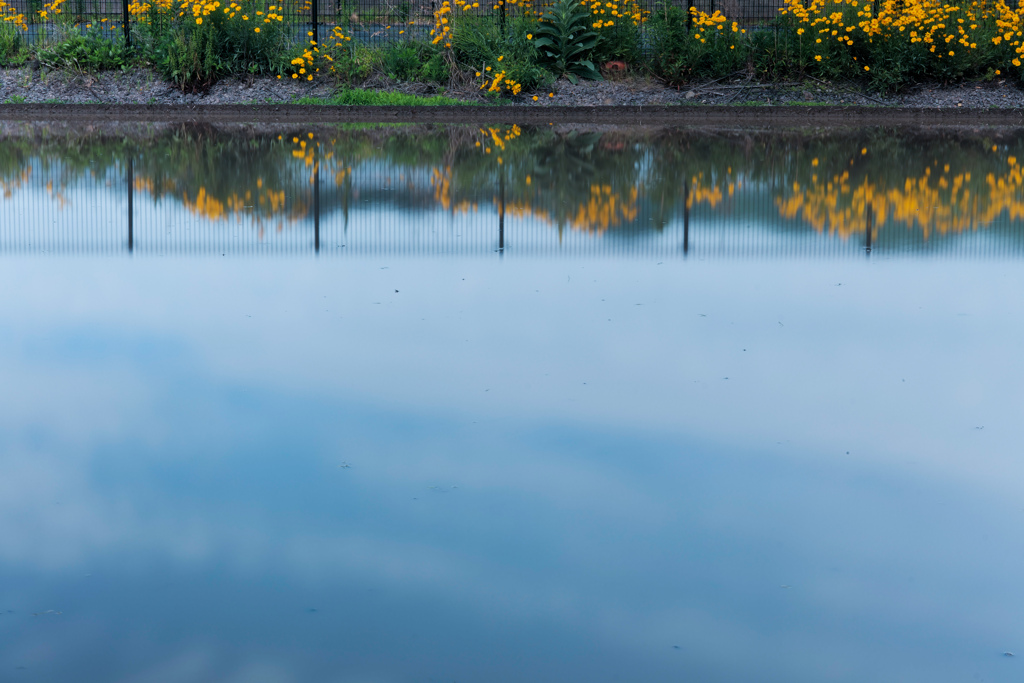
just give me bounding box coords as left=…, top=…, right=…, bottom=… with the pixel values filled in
left=777, top=0, right=1024, bottom=91
left=0, top=1, right=24, bottom=65
left=587, top=0, right=646, bottom=65
left=648, top=5, right=747, bottom=84
left=532, top=0, right=601, bottom=83
left=38, top=27, right=131, bottom=71
left=451, top=13, right=551, bottom=94
left=323, top=33, right=374, bottom=83
left=131, top=0, right=307, bottom=89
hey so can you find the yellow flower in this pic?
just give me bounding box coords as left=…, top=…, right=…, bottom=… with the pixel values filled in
left=527, top=33, right=532, bottom=39
left=549, top=92, right=554, bottom=97
left=307, top=74, right=313, bottom=80
left=532, top=95, right=538, bottom=100
left=864, top=65, right=869, bottom=70
left=195, top=16, right=201, bottom=23
left=814, top=54, right=822, bottom=60
left=292, top=73, right=298, bottom=78
left=498, top=55, right=503, bottom=61
left=254, top=26, right=259, bottom=32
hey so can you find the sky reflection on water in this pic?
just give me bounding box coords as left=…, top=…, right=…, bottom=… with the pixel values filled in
left=1, top=125, right=1024, bottom=682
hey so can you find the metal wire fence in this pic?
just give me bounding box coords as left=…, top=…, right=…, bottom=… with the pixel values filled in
left=3, top=0, right=787, bottom=46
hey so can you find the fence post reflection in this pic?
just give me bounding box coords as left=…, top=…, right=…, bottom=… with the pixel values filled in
left=127, top=155, right=134, bottom=253
left=314, top=143, right=320, bottom=253
left=683, top=178, right=690, bottom=255
left=865, top=202, right=873, bottom=254
left=498, top=165, right=505, bottom=254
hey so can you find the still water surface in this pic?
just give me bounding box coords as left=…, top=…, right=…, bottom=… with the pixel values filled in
left=1, top=123, right=1023, bottom=682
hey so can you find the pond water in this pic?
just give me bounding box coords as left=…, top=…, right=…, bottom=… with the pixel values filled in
left=1, top=122, right=1023, bottom=683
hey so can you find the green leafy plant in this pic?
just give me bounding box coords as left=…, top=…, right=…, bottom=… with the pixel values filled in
left=133, top=0, right=299, bottom=90
left=38, top=28, right=131, bottom=72
left=648, top=4, right=746, bottom=85
left=533, top=0, right=601, bottom=84
left=451, top=14, right=551, bottom=93
left=0, top=20, right=21, bottom=65
left=325, top=39, right=374, bottom=84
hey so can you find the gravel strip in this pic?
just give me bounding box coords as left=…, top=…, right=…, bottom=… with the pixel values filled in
left=3, top=66, right=1024, bottom=110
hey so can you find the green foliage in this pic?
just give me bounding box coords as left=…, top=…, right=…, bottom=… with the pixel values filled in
left=451, top=14, right=551, bottom=92
left=135, top=0, right=297, bottom=90
left=532, top=0, right=601, bottom=83
left=766, top=5, right=1017, bottom=93
left=325, top=40, right=374, bottom=84
left=0, top=21, right=21, bottom=65
left=420, top=50, right=451, bottom=83
left=648, top=4, right=745, bottom=84
left=38, top=28, right=131, bottom=72
left=590, top=1, right=643, bottom=64
left=295, top=88, right=476, bottom=105
left=376, top=41, right=422, bottom=80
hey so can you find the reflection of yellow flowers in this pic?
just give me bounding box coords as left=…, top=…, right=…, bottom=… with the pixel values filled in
left=775, top=159, right=1024, bottom=240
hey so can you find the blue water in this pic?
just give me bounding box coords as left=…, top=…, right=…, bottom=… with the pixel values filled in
left=1, top=124, right=1023, bottom=681
left=0, top=256, right=1020, bottom=682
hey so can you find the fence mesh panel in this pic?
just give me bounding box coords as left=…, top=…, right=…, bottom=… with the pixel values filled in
left=3, top=0, right=788, bottom=46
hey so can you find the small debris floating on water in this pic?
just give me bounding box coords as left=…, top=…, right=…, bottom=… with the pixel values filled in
left=32, top=610, right=62, bottom=616
left=1004, top=652, right=1015, bottom=657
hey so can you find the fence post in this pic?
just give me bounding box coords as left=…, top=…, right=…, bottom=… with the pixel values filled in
left=686, top=0, right=693, bottom=29
left=500, top=0, right=506, bottom=37
left=311, top=0, right=318, bottom=44
left=122, top=0, right=130, bottom=46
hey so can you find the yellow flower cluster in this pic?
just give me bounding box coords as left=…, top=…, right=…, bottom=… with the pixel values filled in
left=0, top=0, right=27, bottom=31
left=288, top=37, right=318, bottom=80
left=432, top=0, right=523, bottom=46
left=689, top=8, right=741, bottom=46
left=779, top=0, right=1024, bottom=67
left=588, top=0, right=645, bottom=30
left=477, top=61, right=523, bottom=95
left=431, top=0, right=454, bottom=46
left=37, top=0, right=64, bottom=20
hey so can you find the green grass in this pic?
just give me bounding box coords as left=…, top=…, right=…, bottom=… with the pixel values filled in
left=295, top=89, right=483, bottom=106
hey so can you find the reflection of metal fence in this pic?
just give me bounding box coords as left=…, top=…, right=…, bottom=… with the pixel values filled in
left=4, top=0, right=787, bottom=47
left=3, top=156, right=1024, bottom=259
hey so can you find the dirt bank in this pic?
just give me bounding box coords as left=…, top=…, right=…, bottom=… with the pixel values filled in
left=0, top=101, right=1022, bottom=126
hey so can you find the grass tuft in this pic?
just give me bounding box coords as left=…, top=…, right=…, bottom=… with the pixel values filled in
left=295, top=89, right=481, bottom=106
